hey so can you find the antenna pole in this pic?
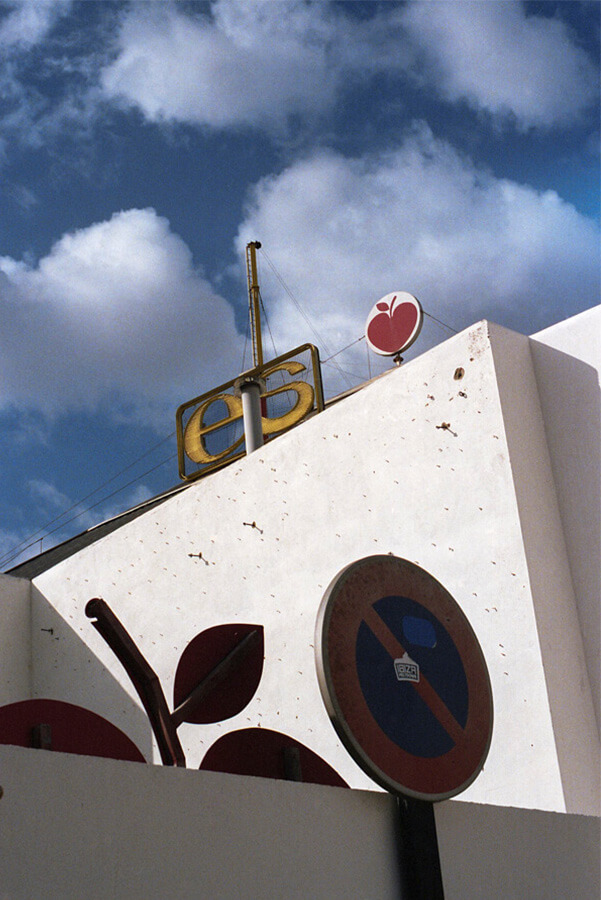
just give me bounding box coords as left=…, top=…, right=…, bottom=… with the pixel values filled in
left=246, top=241, right=264, bottom=368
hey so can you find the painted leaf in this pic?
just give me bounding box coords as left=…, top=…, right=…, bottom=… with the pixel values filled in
left=173, top=624, right=264, bottom=724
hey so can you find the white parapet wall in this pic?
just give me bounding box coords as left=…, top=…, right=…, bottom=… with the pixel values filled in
left=487, top=323, right=599, bottom=814
left=12, top=317, right=599, bottom=816
left=0, top=743, right=598, bottom=900
left=0, top=744, right=402, bottom=900
left=435, top=798, right=600, bottom=899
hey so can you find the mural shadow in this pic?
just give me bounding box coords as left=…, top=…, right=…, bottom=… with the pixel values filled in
left=29, top=585, right=155, bottom=762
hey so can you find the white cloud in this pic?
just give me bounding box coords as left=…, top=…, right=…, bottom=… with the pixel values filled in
left=235, top=124, right=599, bottom=386
left=0, top=478, right=156, bottom=569
left=5, top=182, right=37, bottom=209
left=99, top=1, right=598, bottom=134
left=2, top=1, right=594, bottom=150
left=100, top=0, right=408, bottom=131
left=28, top=478, right=72, bottom=511
left=0, top=525, right=29, bottom=568
left=25, top=477, right=153, bottom=531
left=0, top=0, right=102, bottom=153
left=0, top=0, right=72, bottom=49
left=401, top=1, right=598, bottom=129
left=0, top=208, right=243, bottom=422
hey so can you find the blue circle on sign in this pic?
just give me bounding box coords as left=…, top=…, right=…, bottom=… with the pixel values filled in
left=356, top=595, right=468, bottom=758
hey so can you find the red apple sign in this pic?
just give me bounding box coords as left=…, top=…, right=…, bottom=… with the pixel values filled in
left=365, top=292, right=423, bottom=356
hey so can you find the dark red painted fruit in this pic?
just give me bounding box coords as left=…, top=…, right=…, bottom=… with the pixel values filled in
left=200, top=727, right=348, bottom=787
left=0, top=698, right=145, bottom=762
left=367, top=301, right=419, bottom=354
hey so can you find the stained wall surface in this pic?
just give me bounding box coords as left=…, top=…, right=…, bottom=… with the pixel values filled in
left=22, top=319, right=599, bottom=815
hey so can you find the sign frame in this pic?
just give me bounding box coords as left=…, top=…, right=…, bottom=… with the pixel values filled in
left=315, top=555, right=493, bottom=801
left=176, top=343, right=324, bottom=482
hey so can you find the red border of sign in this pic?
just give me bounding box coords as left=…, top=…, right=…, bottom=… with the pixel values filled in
left=315, top=556, right=493, bottom=801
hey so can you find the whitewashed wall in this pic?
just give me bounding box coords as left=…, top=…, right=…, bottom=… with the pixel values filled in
left=0, top=744, right=402, bottom=900
left=435, top=798, right=600, bottom=899
left=0, top=574, right=31, bottom=705
left=21, top=318, right=600, bottom=816
left=1, top=744, right=598, bottom=900
left=530, top=306, right=601, bottom=734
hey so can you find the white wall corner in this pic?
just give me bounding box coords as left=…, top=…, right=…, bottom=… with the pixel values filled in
left=488, top=322, right=600, bottom=815
left=29, top=583, right=156, bottom=761
left=529, top=307, right=601, bottom=739
left=0, top=573, right=32, bottom=704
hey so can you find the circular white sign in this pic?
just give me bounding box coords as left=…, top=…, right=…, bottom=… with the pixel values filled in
left=365, top=292, right=423, bottom=356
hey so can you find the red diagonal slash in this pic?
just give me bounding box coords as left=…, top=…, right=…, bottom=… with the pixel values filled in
left=363, top=606, right=465, bottom=747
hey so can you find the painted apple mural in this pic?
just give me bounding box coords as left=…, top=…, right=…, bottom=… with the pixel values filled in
left=365, top=292, right=423, bottom=356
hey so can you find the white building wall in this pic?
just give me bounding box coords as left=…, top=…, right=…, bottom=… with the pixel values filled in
left=0, top=743, right=598, bottom=900
left=435, top=799, right=600, bottom=899
left=26, top=319, right=599, bottom=815
left=0, top=574, right=31, bottom=705
left=530, top=306, right=601, bottom=734
left=29, top=581, right=155, bottom=759
left=489, top=324, right=599, bottom=814
left=0, top=744, right=402, bottom=900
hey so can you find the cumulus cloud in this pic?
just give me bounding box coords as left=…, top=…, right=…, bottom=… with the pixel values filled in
left=99, top=0, right=598, bottom=134
left=235, top=124, right=600, bottom=380
left=28, top=477, right=153, bottom=526
left=0, top=0, right=104, bottom=153
left=100, top=0, right=408, bottom=130
left=401, top=1, right=598, bottom=129
left=0, top=0, right=72, bottom=49
left=0, top=478, right=155, bottom=568
left=0, top=208, right=243, bottom=421
left=2, top=1, right=595, bottom=149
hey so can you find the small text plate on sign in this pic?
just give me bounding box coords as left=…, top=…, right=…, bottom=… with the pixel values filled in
left=394, top=653, right=420, bottom=683
left=365, top=292, right=423, bottom=357
left=315, top=555, right=493, bottom=802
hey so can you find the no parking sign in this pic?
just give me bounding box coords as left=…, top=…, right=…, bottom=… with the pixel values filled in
left=315, top=555, right=493, bottom=801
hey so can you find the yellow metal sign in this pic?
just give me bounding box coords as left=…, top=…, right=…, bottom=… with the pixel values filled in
left=176, top=344, right=324, bottom=481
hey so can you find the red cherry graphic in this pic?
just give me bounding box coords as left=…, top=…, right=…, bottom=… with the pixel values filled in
left=367, top=295, right=419, bottom=354
left=200, top=727, right=349, bottom=787
left=0, top=699, right=145, bottom=762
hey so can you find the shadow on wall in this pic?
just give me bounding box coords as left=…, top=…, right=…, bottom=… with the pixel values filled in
left=530, top=340, right=601, bottom=736
left=26, top=585, right=155, bottom=762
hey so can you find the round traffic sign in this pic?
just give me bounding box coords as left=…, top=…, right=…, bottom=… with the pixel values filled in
left=365, top=292, right=423, bottom=356
left=315, top=555, right=493, bottom=801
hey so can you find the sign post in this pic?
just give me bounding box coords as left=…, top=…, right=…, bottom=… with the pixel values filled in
left=315, top=555, right=493, bottom=897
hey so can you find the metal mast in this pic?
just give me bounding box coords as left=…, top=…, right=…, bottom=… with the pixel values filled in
left=246, top=241, right=264, bottom=368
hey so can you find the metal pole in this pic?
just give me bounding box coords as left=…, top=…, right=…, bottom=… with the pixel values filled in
left=234, top=375, right=266, bottom=454
left=396, top=796, right=445, bottom=899
left=246, top=241, right=264, bottom=368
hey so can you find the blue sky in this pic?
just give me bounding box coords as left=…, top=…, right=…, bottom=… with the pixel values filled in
left=1, top=0, right=599, bottom=568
